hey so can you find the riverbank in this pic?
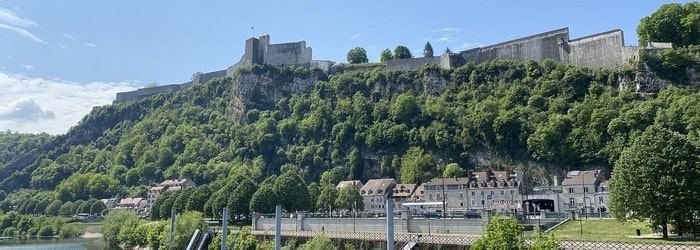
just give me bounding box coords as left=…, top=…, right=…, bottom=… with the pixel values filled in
left=80, top=225, right=103, bottom=239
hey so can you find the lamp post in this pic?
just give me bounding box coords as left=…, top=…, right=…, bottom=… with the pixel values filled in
left=582, top=174, right=588, bottom=220
left=578, top=204, right=583, bottom=235
left=441, top=175, right=446, bottom=219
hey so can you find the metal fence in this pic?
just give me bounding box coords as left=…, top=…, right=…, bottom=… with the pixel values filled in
left=557, top=240, right=700, bottom=250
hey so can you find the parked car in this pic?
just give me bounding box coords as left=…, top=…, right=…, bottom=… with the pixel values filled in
left=464, top=212, right=481, bottom=219
left=421, top=211, right=441, bottom=218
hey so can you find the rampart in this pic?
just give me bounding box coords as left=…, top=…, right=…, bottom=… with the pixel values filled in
left=115, top=28, right=663, bottom=103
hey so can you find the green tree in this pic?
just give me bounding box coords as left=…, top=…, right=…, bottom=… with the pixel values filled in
left=393, top=45, right=413, bottom=59
left=424, top=42, right=434, bottom=58
left=298, top=233, right=335, bottom=250
left=470, top=215, right=526, bottom=250
left=531, top=227, right=562, bottom=250
left=59, top=201, right=73, bottom=216
left=250, top=177, right=279, bottom=213
left=399, top=147, right=433, bottom=184
left=379, top=48, right=393, bottom=63
left=637, top=2, right=700, bottom=47
left=274, top=172, right=312, bottom=212
left=90, top=199, right=107, bottom=215
left=170, top=211, right=207, bottom=250
left=442, top=163, right=466, bottom=178
left=334, top=186, right=364, bottom=211
left=45, top=200, right=62, bottom=216
left=228, top=179, right=256, bottom=221
left=609, top=125, right=700, bottom=239
left=347, top=47, right=369, bottom=64
left=316, top=185, right=338, bottom=211
left=102, top=209, right=140, bottom=247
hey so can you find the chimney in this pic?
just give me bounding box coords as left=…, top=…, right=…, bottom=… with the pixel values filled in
left=552, top=175, right=559, bottom=187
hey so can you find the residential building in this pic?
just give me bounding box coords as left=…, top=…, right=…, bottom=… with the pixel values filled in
left=561, top=170, right=609, bottom=214
left=421, top=177, right=470, bottom=213
left=466, top=170, right=524, bottom=213
left=100, top=198, right=120, bottom=212
left=359, top=178, right=396, bottom=213
left=147, top=179, right=196, bottom=212
left=336, top=180, right=363, bottom=192
left=113, top=197, right=148, bottom=217
left=391, top=184, right=417, bottom=210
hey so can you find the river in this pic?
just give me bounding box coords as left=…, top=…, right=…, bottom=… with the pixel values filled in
left=0, top=237, right=115, bottom=250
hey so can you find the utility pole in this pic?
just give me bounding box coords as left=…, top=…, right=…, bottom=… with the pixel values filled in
left=441, top=176, right=446, bottom=219
left=169, top=208, right=175, bottom=250
left=582, top=174, right=588, bottom=220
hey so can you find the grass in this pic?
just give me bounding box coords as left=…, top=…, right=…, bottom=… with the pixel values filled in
left=548, top=218, right=700, bottom=245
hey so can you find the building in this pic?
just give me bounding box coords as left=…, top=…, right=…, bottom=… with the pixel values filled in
left=466, top=170, right=525, bottom=214
left=359, top=178, right=396, bottom=213
left=561, top=170, right=609, bottom=214
left=336, top=180, right=363, bottom=192
left=147, top=179, right=196, bottom=212
left=100, top=198, right=120, bottom=212
left=421, top=177, right=470, bottom=213
left=391, top=184, right=417, bottom=210
left=113, top=197, right=148, bottom=217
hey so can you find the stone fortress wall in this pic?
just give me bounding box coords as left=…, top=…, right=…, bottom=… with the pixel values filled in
left=115, top=27, right=670, bottom=103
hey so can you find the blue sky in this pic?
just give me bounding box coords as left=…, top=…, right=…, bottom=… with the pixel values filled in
left=0, top=1, right=693, bottom=134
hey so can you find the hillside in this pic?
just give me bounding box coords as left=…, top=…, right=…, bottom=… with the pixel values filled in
left=0, top=58, right=698, bottom=216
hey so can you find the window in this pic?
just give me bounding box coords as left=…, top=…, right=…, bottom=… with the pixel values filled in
left=490, top=191, right=494, bottom=195
left=481, top=200, right=485, bottom=205
left=583, top=187, right=589, bottom=193
left=568, top=188, right=574, bottom=193
left=598, top=197, right=603, bottom=204
left=500, top=190, right=505, bottom=195
left=429, top=194, right=433, bottom=200
left=481, top=191, right=485, bottom=195
left=510, top=190, right=515, bottom=195
left=569, top=198, right=575, bottom=207
left=460, top=193, right=464, bottom=199
left=471, top=200, right=476, bottom=206
left=437, top=194, right=442, bottom=199
left=471, top=191, right=475, bottom=196
left=460, top=202, right=464, bottom=207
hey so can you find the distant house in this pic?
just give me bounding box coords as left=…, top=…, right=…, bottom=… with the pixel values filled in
left=391, top=184, right=417, bottom=210
left=147, top=179, right=196, bottom=212
left=336, top=180, right=363, bottom=192
left=422, top=177, right=470, bottom=213
left=561, top=170, right=609, bottom=214
left=466, top=170, right=524, bottom=213
left=360, top=178, right=397, bottom=212
left=114, top=197, right=148, bottom=217
left=100, top=198, right=120, bottom=212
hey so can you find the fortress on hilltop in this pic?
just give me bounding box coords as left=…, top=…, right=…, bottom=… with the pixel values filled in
left=114, top=27, right=672, bottom=103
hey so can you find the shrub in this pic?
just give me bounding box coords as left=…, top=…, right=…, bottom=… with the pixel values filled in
left=38, top=226, right=54, bottom=237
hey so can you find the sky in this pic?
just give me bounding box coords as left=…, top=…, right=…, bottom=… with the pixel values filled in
left=0, top=0, right=693, bottom=135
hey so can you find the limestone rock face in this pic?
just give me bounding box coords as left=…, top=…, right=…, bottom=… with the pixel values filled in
left=228, top=71, right=320, bottom=123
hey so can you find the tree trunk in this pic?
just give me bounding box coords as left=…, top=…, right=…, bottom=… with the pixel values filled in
left=675, top=215, right=683, bottom=237
left=690, top=214, right=697, bottom=239
left=662, top=219, right=669, bottom=239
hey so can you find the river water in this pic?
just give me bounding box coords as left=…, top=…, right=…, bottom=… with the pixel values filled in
left=0, top=237, right=114, bottom=250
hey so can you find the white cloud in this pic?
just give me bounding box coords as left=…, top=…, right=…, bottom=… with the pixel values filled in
left=433, top=27, right=460, bottom=32
left=349, top=33, right=361, bottom=40
left=457, top=42, right=482, bottom=50
left=0, top=97, right=55, bottom=122
left=0, top=8, right=38, bottom=28
left=0, top=8, right=46, bottom=44
left=62, top=33, right=74, bottom=40
left=0, top=72, right=138, bottom=134
left=22, top=64, right=34, bottom=70
left=84, top=42, right=96, bottom=48
left=0, top=23, right=47, bottom=44
left=436, top=34, right=454, bottom=43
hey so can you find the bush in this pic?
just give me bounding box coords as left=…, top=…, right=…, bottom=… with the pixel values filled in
left=38, top=226, right=54, bottom=237
left=3, top=227, right=15, bottom=236
left=60, top=224, right=83, bottom=237
left=27, top=227, right=38, bottom=237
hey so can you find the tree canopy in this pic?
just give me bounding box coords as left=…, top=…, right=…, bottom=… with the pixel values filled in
left=637, top=2, right=700, bottom=47
left=424, top=42, right=434, bottom=58
left=346, top=47, right=369, bottom=64
left=393, top=45, right=413, bottom=59
left=609, top=125, right=700, bottom=238
left=380, top=48, right=393, bottom=63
